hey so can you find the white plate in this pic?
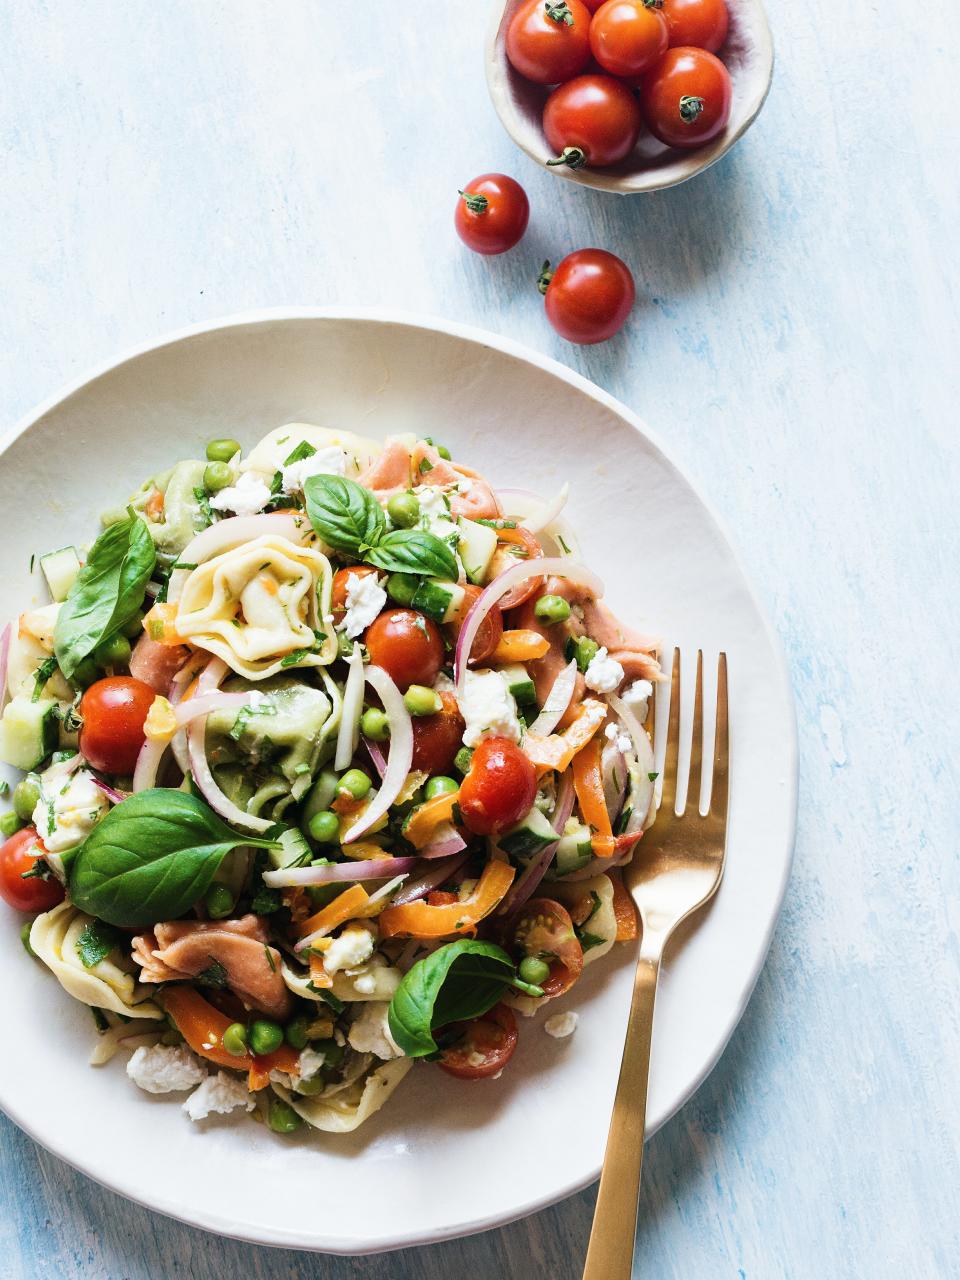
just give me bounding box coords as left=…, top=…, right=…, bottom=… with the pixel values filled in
left=0, top=309, right=796, bottom=1254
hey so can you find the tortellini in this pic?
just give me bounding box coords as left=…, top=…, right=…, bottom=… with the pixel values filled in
left=6, top=604, right=72, bottom=701
left=241, top=423, right=382, bottom=483
left=175, top=534, right=336, bottom=679
left=281, top=952, right=402, bottom=1005
left=131, top=459, right=209, bottom=561
left=30, top=903, right=164, bottom=1020
left=206, top=675, right=336, bottom=786
left=273, top=1058, right=412, bottom=1134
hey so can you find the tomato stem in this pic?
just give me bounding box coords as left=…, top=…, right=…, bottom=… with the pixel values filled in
left=546, top=146, right=587, bottom=170
left=458, top=189, right=489, bottom=215
left=678, top=94, right=705, bottom=123
left=544, top=1, right=574, bottom=25
left=641, top=0, right=664, bottom=8
left=537, top=261, right=554, bottom=295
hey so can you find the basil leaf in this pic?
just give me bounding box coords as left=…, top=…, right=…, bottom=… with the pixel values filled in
left=68, top=789, right=278, bottom=927
left=366, top=529, right=458, bottom=581
left=304, top=474, right=385, bottom=554
left=387, top=939, right=515, bottom=1057
left=54, top=513, right=156, bottom=680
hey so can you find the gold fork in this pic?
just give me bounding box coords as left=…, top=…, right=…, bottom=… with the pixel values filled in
left=582, top=650, right=729, bottom=1280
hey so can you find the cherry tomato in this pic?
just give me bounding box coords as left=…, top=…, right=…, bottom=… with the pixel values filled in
left=364, top=608, right=444, bottom=692
left=411, top=691, right=467, bottom=774
left=455, top=174, right=530, bottom=256
left=331, top=565, right=381, bottom=626
left=0, top=828, right=64, bottom=913
left=513, top=897, right=584, bottom=996
left=660, top=0, right=728, bottom=52
left=459, top=737, right=537, bottom=836
left=487, top=528, right=546, bottom=611
left=79, top=676, right=156, bottom=775
left=543, top=74, right=643, bottom=169
left=640, top=47, right=732, bottom=148
left=445, top=585, right=504, bottom=664
left=439, top=1004, right=519, bottom=1080
left=505, top=0, right=593, bottom=85
left=539, top=249, right=635, bottom=345
left=589, top=0, right=668, bottom=78
left=580, top=0, right=608, bottom=10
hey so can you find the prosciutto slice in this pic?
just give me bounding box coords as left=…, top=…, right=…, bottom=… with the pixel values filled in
left=409, top=442, right=501, bottom=520
left=357, top=438, right=414, bottom=498
left=129, top=632, right=190, bottom=692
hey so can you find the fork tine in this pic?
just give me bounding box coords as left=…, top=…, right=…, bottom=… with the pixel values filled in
left=660, top=648, right=681, bottom=811
left=709, top=652, right=729, bottom=822
left=685, top=650, right=704, bottom=815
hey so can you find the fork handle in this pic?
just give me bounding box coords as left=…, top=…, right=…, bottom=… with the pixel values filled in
left=582, top=938, right=663, bottom=1280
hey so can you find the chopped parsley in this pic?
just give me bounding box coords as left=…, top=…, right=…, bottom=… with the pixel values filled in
left=419, top=458, right=433, bottom=474
left=250, top=885, right=283, bottom=915
left=195, top=958, right=229, bottom=989
left=264, top=945, right=277, bottom=973
left=647, top=771, right=659, bottom=782
left=76, top=920, right=121, bottom=969
left=306, top=983, right=344, bottom=1013
left=228, top=700, right=278, bottom=741
left=31, top=657, right=59, bottom=702
left=557, top=534, right=572, bottom=555
left=283, top=440, right=317, bottom=465
left=193, top=486, right=216, bottom=529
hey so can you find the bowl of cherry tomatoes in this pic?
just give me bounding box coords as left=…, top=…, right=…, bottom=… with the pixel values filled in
left=486, top=0, right=773, bottom=194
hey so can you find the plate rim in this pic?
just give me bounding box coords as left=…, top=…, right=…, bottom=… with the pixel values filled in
left=0, top=306, right=797, bottom=1254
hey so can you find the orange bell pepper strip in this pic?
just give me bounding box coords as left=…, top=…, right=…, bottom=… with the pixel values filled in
left=523, top=699, right=607, bottom=773
left=491, top=629, right=551, bottom=663
left=161, top=986, right=301, bottom=1090
left=247, top=1041, right=304, bottom=1093
left=308, top=949, right=334, bottom=989
left=379, top=860, right=515, bottom=939
left=401, top=789, right=461, bottom=850
left=607, top=869, right=639, bottom=941
left=572, top=736, right=616, bottom=858
left=142, top=601, right=182, bottom=646
left=297, top=883, right=370, bottom=941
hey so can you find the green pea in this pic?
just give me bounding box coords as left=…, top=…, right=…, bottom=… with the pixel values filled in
left=93, top=632, right=131, bottom=668
left=13, top=779, right=41, bottom=822
left=72, top=656, right=100, bottom=688
left=404, top=684, right=442, bottom=717
left=454, top=747, right=474, bottom=777
left=534, top=594, right=571, bottom=624
left=386, top=572, right=418, bottom=606
left=519, top=955, right=551, bottom=986
left=249, top=1019, right=284, bottom=1056
left=206, top=437, right=242, bottom=463
left=337, top=631, right=354, bottom=658
left=574, top=636, right=599, bottom=673
left=425, top=775, right=458, bottom=800
left=316, top=1038, right=344, bottom=1068
left=338, top=768, right=372, bottom=800
left=425, top=437, right=452, bottom=461
left=360, top=707, right=391, bottom=742
left=122, top=613, right=145, bottom=639
left=295, top=1076, right=326, bottom=1096
left=268, top=1097, right=303, bottom=1134
left=20, top=921, right=36, bottom=957
left=203, top=461, right=232, bottom=493
left=285, top=1015, right=311, bottom=1051
left=205, top=883, right=235, bottom=919
left=387, top=493, right=420, bottom=529
left=0, top=812, right=23, bottom=838
left=222, top=1023, right=248, bottom=1057
left=307, top=810, right=340, bottom=844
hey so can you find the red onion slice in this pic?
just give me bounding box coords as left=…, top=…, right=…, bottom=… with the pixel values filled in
left=601, top=740, right=629, bottom=824
left=606, top=692, right=656, bottom=832
left=389, top=852, right=470, bottom=906
left=0, top=622, right=11, bottom=714
left=363, top=737, right=388, bottom=781
left=341, top=664, right=413, bottom=844
left=132, top=688, right=253, bottom=793
left=498, top=484, right=568, bottom=534
left=418, top=825, right=467, bottom=860
left=334, top=642, right=364, bottom=770
left=92, top=777, right=129, bottom=804
left=166, top=513, right=314, bottom=604
left=264, top=855, right=419, bottom=888
left=527, top=659, right=577, bottom=736
left=454, top=557, right=603, bottom=696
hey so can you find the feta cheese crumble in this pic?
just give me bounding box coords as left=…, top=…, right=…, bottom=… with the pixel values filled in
left=347, top=1001, right=403, bottom=1060
left=604, top=722, right=633, bottom=754
left=182, top=1071, right=256, bottom=1121
left=622, top=678, right=653, bottom=719
left=336, top=571, right=387, bottom=639
left=209, top=469, right=271, bottom=517
left=126, top=1044, right=206, bottom=1094
left=583, top=647, right=625, bottom=694
left=460, top=669, right=523, bottom=747
left=415, top=485, right=460, bottom=546
left=281, top=446, right=346, bottom=494
left=296, top=1046, right=327, bottom=1084
left=33, top=767, right=108, bottom=854
left=544, top=1011, right=579, bottom=1039
left=323, top=923, right=376, bottom=975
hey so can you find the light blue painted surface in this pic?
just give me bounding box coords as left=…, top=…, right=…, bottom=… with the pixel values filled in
left=0, top=2, right=957, bottom=1277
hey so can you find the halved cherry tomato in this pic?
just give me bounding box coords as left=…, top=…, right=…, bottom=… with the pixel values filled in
left=365, top=608, right=444, bottom=692
left=331, top=565, right=381, bottom=626
left=543, top=74, right=643, bottom=169
left=411, top=691, right=467, bottom=775
left=446, top=585, right=503, bottom=665
left=506, top=0, right=594, bottom=85
left=79, top=676, right=156, bottom=775
left=455, top=174, right=530, bottom=256
left=640, top=46, right=732, bottom=148
left=0, top=828, right=64, bottom=913
left=540, top=249, right=635, bottom=345
left=459, top=737, right=537, bottom=836
left=513, top=897, right=584, bottom=996
left=489, top=527, right=545, bottom=610
left=661, top=0, right=729, bottom=52
left=439, top=1004, right=519, bottom=1080
left=589, top=0, right=669, bottom=78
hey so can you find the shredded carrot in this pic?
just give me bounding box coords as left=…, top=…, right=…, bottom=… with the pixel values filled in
left=308, top=952, right=333, bottom=988
left=523, top=699, right=607, bottom=773
left=401, top=789, right=461, bottom=849
left=297, top=883, right=370, bottom=939
left=491, top=629, right=551, bottom=663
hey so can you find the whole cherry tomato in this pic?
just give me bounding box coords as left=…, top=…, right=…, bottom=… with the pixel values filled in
left=513, top=897, right=584, bottom=996
left=411, top=691, right=467, bottom=774
left=580, top=0, right=608, bottom=10
left=331, top=565, right=381, bottom=626
left=543, top=74, right=643, bottom=169
left=445, top=585, right=504, bottom=664
left=589, top=0, right=669, bottom=79
left=505, top=0, right=594, bottom=85
left=539, top=249, right=635, bottom=345
left=660, top=0, right=728, bottom=52
left=79, top=676, right=156, bottom=775
left=439, top=1004, right=519, bottom=1079
left=459, top=737, right=537, bottom=835
left=0, top=827, right=65, bottom=913
left=365, top=609, right=444, bottom=692
left=455, top=174, right=530, bottom=256
left=640, top=47, right=732, bottom=148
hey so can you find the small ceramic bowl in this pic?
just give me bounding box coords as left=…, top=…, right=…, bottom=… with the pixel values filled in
left=486, top=0, right=774, bottom=194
